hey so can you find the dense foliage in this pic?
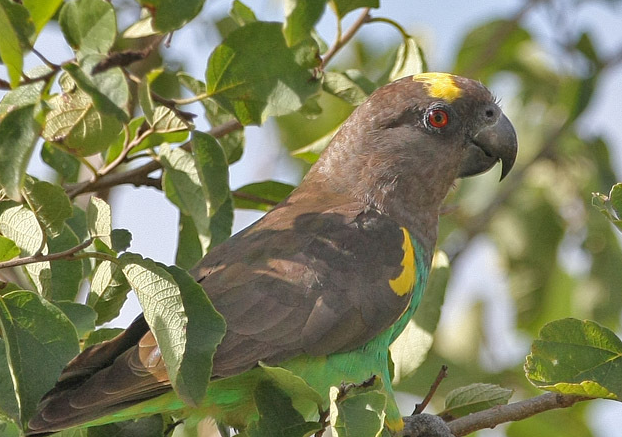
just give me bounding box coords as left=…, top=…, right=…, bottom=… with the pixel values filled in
left=0, top=0, right=621, bottom=436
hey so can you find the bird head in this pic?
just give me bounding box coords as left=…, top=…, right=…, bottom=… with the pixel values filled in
left=307, top=72, right=518, bottom=226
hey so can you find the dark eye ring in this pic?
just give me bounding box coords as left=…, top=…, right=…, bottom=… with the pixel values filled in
left=428, top=109, right=449, bottom=128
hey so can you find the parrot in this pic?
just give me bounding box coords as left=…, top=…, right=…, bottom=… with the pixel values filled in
left=26, top=73, right=518, bottom=436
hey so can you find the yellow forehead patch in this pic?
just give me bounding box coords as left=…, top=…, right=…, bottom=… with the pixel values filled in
left=414, top=72, right=463, bottom=103
left=389, top=227, right=416, bottom=296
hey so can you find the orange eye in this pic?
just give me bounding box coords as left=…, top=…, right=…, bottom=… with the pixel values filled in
left=428, top=109, right=449, bottom=128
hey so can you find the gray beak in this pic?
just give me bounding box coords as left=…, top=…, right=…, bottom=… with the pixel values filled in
left=458, top=113, right=518, bottom=180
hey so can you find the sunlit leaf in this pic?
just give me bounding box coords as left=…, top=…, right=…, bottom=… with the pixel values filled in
left=23, top=0, right=63, bottom=33
left=163, top=265, right=226, bottom=406
left=440, top=383, right=513, bottom=420
left=87, top=197, right=112, bottom=248
left=230, top=0, right=256, bottom=26
left=0, top=205, right=43, bottom=256
left=525, top=318, right=622, bottom=399
left=23, top=177, right=73, bottom=238
left=43, top=89, right=123, bottom=156
left=389, top=37, right=424, bottom=81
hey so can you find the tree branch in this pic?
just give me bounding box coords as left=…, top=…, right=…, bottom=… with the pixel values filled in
left=64, top=119, right=242, bottom=198
left=0, top=238, right=94, bottom=270
left=321, top=8, right=372, bottom=69
left=447, top=393, right=589, bottom=437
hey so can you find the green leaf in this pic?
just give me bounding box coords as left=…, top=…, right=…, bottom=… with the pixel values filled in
left=161, top=145, right=215, bottom=252
left=111, top=228, right=132, bottom=253
left=123, top=16, right=158, bottom=38
left=83, top=328, right=124, bottom=348
left=54, top=301, right=97, bottom=338
left=440, top=383, right=513, bottom=420
left=453, top=19, right=530, bottom=80
left=87, top=260, right=131, bottom=325
left=0, top=105, right=41, bottom=201
left=329, top=0, right=378, bottom=18
left=233, top=181, right=295, bottom=211
left=329, top=377, right=386, bottom=437
left=0, top=205, right=43, bottom=256
left=137, top=69, right=165, bottom=127
left=48, top=225, right=83, bottom=301
left=230, top=0, right=256, bottom=26
left=192, top=132, right=230, bottom=216
left=525, top=318, right=622, bottom=399
left=178, top=73, right=244, bottom=163
left=389, top=37, right=424, bottom=81
left=132, top=106, right=189, bottom=153
left=139, top=0, right=205, bottom=32
left=0, top=236, right=19, bottom=262
left=322, top=71, right=372, bottom=106
left=0, top=339, right=19, bottom=423
left=23, top=177, right=73, bottom=238
left=87, top=415, right=164, bottom=437
left=206, top=364, right=323, bottom=427
left=284, top=0, right=327, bottom=47
left=246, top=380, right=322, bottom=437
left=87, top=197, right=112, bottom=248
left=0, top=290, right=80, bottom=427
left=63, top=63, right=129, bottom=123
left=41, top=142, right=81, bottom=183
left=67, top=205, right=88, bottom=242
left=23, top=0, right=63, bottom=33
left=291, top=128, right=336, bottom=164
left=0, top=3, right=23, bottom=88
left=162, top=265, right=226, bottom=406
left=43, top=88, right=123, bottom=156
left=59, top=0, right=116, bottom=55
left=593, top=183, right=622, bottom=233
left=206, top=21, right=320, bottom=125
left=209, top=195, right=234, bottom=250
left=120, top=254, right=226, bottom=406
left=175, top=213, right=202, bottom=270
left=0, top=68, right=49, bottom=114
left=120, top=253, right=189, bottom=397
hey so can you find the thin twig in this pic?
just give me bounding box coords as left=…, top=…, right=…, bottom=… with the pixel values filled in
left=447, top=393, right=589, bottom=437
left=321, top=8, right=372, bottom=69
left=0, top=238, right=94, bottom=270
left=413, top=365, right=448, bottom=415
left=64, top=119, right=243, bottom=198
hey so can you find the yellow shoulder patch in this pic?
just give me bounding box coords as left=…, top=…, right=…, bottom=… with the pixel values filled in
left=414, top=72, right=463, bottom=103
left=389, top=227, right=416, bottom=296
